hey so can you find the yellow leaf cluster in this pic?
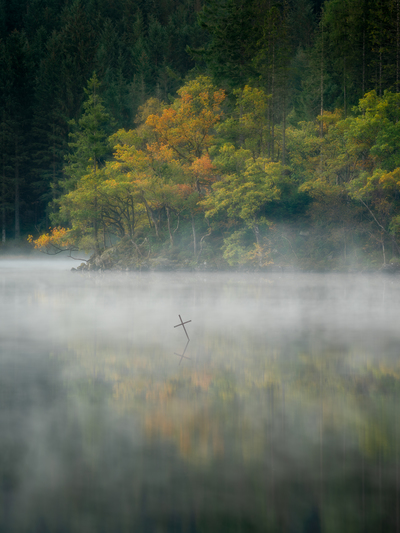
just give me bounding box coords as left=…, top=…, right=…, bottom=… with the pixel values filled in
left=28, top=227, right=75, bottom=251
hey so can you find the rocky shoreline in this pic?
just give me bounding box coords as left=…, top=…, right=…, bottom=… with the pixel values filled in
left=71, top=243, right=400, bottom=274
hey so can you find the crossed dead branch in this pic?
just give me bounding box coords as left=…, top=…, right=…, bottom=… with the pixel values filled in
left=174, top=314, right=192, bottom=364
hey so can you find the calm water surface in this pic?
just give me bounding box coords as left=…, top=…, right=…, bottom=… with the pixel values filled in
left=0, top=259, right=399, bottom=532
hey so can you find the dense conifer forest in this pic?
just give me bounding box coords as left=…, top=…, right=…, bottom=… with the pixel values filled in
left=2, top=0, right=400, bottom=270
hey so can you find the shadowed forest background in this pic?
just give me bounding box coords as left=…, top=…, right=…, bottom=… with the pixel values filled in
left=2, top=0, right=400, bottom=270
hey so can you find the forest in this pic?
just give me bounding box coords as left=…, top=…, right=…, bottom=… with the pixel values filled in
left=2, top=0, right=400, bottom=270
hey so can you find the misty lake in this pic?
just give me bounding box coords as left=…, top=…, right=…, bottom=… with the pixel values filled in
left=0, top=259, right=399, bottom=532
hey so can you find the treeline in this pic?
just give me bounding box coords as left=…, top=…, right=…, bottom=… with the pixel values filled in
left=3, top=0, right=400, bottom=269
left=32, top=75, right=400, bottom=270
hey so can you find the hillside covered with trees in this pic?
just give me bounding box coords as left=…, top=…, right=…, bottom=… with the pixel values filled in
left=2, top=0, right=400, bottom=270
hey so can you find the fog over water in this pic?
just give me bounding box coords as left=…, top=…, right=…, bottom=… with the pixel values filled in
left=0, top=258, right=399, bottom=532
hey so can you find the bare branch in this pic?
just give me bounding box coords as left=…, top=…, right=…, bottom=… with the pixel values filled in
left=359, top=198, right=387, bottom=234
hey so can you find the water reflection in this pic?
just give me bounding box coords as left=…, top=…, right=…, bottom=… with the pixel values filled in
left=0, top=262, right=399, bottom=531
left=174, top=339, right=191, bottom=365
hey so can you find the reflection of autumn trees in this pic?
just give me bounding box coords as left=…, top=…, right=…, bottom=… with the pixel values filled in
left=61, top=336, right=400, bottom=466
left=54, top=332, right=400, bottom=531
left=145, top=406, right=225, bottom=461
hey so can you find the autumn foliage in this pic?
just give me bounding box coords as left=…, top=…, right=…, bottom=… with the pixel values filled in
left=29, top=75, right=400, bottom=269
left=28, top=227, right=76, bottom=254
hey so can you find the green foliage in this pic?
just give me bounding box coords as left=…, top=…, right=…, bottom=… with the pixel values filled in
left=216, top=85, right=270, bottom=157
left=195, top=0, right=260, bottom=87
left=204, top=150, right=281, bottom=224
left=0, top=0, right=207, bottom=240
left=63, top=74, right=113, bottom=189
left=221, top=228, right=273, bottom=267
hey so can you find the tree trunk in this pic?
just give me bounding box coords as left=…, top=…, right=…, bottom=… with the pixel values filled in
left=362, top=24, right=366, bottom=96
left=239, top=102, right=244, bottom=147
left=343, top=55, right=347, bottom=117
left=1, top=135, right=5, bottom=244
left=253, top=224, right=262, bottom=266
left=1, top=177, right=5, bottom=243
left=397, top=0, right=399, bottom=92
left=142, top=195, right=159, bottom=237
left=2, top=187, right=5, bottom=244
left=191, top=213, right=197, bottom=256
left=52, top=125, right=57, bottom=201
left=1, top=111, right=6, bottom=244
left=93, top=188, right=99, bottom=253
left=266, top=11, right=271, bottom=159
left=93, top=156, right=100, bottom=253
left=267, top=95, right=271, bottom=158
left=320, top=13, right=324, bottom=176
left=14, top=138, right=20, bottom=241
left=382, top=236, right=386, bottom=265
left=271, top=40, right=275, bottom=161
left=128, top=197, right=135, bottom=238
left=320, top=11, right=324, bottom=139
left=166, top=207, right=173, bottom=246
left=282, top=92, right=286, bottom=165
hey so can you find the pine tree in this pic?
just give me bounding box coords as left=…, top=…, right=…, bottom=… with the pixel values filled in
left=64, top=73, right=112, bottom=188
left=57, top=0, right=98, bottom=120
left=95, top=18, right=132, bottom=129
left=194, top=0, right=261, bottom=88
left=61, top=74, right=112, bottom=252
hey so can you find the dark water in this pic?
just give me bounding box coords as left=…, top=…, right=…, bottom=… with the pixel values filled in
left=0, top=259, right=399, bottom=532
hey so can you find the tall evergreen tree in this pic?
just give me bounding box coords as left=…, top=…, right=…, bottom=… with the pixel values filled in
left=58, top=73, right=113, bottom=252
left=195, top=0, right=260, bottom=88
left=63, top=73, right=112, bottom=189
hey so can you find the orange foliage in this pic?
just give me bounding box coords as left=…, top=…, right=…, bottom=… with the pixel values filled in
left=177, top=183, right=193, bottom=198
left=191, top=370, right=212, bottom=391
left=145, top=85, right=225, bottom=163
left=190, top=154, right=216, bottom=186
left=28, top=227, right=75, bottom=252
